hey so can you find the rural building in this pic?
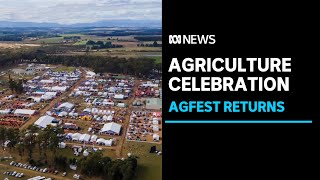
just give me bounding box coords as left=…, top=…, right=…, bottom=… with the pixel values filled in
left=146, top=98, right=162, bottom=110
left=100, top=122, right=121, bottom=135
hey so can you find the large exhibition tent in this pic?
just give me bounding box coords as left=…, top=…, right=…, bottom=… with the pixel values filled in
left=34, top=115, right=56, bottom=128
left=100, top=122, right=121, bottom=135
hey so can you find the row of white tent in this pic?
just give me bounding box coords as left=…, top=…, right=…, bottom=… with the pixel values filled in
left=83, top=108, right=115, bottom=115
left=65, top=133, right=113, bottom=146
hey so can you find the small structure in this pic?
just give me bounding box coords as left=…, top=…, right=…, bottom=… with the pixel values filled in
left=153, top=134, right=160, bottom=141
left=59, top=142, right=66, bottom=148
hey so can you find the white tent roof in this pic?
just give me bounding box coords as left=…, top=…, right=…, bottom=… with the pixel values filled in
left=51, top=86, right=68, bottom=92
left=14, top=109, right=36, bottom=115
left=34, top=115, right=55, bottom=128
left=153, top=134, right=160, bottom=140
left=104, top=139, right=113, bottom=146
left=72, top=133, right=81, bottom=140
left=0, top=109, right=10, bottom=114
left=44, top=92, right=57, bottom=97
left=40, top=79, right=54, bottom=84
left=57, top=102, right=74, bottom=110
left=79, top=134, right=91, bottom=142
left=96, top=138, right=112, bottom=146
left=101, top=122, right=121, bottom=134
left=90, top=135, right=98, bottom=142
left=114, top=94, right=124, bottom=99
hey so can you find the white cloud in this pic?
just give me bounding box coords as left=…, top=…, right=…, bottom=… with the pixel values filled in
left=0, top=0, right=161, bottom=24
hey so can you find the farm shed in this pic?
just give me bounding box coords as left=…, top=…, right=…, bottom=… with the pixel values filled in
left=100, top=122, right=121, bottom=135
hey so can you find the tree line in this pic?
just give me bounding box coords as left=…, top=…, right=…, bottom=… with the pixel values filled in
left=137, top=41, right=162, bottom=47
left=8, top=77, right=24, bottom=94
left=86, top=40, right=123, bottom=49
left=0, top=126, right=138, bottom=180
left=0, top=50, right=162, bottom=78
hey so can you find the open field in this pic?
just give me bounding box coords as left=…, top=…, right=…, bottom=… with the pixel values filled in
left=53, top=66, right=76, bottom=72
left=0, top=42, right=40, bottom=49
left=123, top=141, right=162, bottom=180
left=27, top=34, right=141, bottom=45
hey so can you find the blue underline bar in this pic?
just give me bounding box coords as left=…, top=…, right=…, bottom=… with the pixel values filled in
left=165, top=120, right=312, bottom=124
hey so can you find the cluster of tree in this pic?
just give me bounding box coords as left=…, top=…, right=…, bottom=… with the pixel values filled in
left=14, top=125, right=63, bottom=165
left=0, top=127, right=20, bottom=149
left=63, top=36, right=81, bottom=40
left=86, top=40, right=123, bottom=49
left=8, top=78, right=24, bottom=94
left=78, top=151, right=138, bottom=180
left=134, top=36, right=162, bottom=41
left=0, top=31, right=60, bottom=41
left=1, top=126, right=138, bottom=180
left=137, top=41, right=162, bottom=47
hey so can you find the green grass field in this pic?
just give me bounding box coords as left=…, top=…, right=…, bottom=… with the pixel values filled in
left=53, top=66, right=76, bottom=72
left=34, top=37, right=64, bottom=44
left=123, top=141, right=162, bottom=180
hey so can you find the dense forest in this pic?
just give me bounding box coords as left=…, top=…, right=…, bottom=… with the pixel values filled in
left=0, top=50, right=162, bottom=78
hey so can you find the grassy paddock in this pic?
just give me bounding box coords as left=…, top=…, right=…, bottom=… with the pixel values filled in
left=123, top=141, right=162, bottom=180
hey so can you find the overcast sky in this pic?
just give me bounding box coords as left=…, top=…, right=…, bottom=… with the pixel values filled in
left=0, top=0, right=161, bottom=24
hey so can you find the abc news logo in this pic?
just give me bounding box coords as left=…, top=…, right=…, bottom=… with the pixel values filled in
left=169, top=35, right=216, bottom=45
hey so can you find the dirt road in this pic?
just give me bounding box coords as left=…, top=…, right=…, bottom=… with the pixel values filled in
left=116, top=79, right=139, bottom=157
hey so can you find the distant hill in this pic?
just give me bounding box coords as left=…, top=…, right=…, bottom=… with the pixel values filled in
left=0, top=20, right=161, bottom=28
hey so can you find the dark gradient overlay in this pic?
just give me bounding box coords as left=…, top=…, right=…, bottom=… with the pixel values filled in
left=162, top=1, right=317, bottom=179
